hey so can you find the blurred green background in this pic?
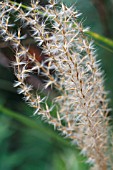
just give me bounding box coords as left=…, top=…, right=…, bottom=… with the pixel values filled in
left=0, top=0, right=113, bottom=170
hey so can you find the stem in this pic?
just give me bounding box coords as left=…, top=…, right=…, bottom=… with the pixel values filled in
left=9, top=0, right=44, bottom=15
left=10, top=0, right=31, bottom=10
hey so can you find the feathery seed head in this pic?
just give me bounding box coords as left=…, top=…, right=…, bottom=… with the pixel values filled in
left=0, top=1, right=111, bottom=169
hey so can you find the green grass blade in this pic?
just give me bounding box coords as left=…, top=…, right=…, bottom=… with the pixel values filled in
left=87, top=31, right=113, bottom=48
left=0, top=106, right=69, bottom=146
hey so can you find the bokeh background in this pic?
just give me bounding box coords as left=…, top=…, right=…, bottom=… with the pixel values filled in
left=0, top=0, right=113, bottom=170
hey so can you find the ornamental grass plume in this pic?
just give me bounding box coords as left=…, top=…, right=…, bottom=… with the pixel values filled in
left=0, top=0, right=111, bottom=169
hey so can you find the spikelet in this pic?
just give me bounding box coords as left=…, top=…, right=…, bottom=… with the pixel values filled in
left=0, top=1, right=111, bottom=169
